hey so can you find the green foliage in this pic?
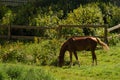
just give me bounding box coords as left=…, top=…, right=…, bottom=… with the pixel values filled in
left=99, top=3, right=120, bottom=27
left=44, top=42, right=120, bottom=80
left=61, top=3, right=103, bottom=24
left=60, top=6, right=83, bottom=24
left=0, top=64, right=56, bottom=80
left=60, top=3, right=104, bottom=36
left=30, top=9, right=61, bottom=26
left=0, top=37, right=120, bottom=66
left=0, top=5, right=8, bottom=21
left=0, top=1, right=120, bottom=79
left=0, top=2, right=120, bottom=37
left=82, top=3, right=103, bottom=24
left=0, top=6, right=14, bottom=35
left=108, top=34, right=120, bottom=45
left=0, top=1, right=119, bottom=27
left=111, top=6, right=120, bottom=26
left=6, top=66, right=22, bottom=79
left=13, top=4, right=35, bottom=25
left=1, top=9, right=14, bottom=25
left=0, top=38, right=120, bottom=80
left=0, top=39, right=61, bottom=66
left=61, top=27, right=84, bottom=37
left=0, top=6, right=14, bottom=25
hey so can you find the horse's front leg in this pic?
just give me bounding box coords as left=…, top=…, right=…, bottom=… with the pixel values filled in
left=73, top=51, right=80, bottom=67
left=69, top=51, right=73, bottom=67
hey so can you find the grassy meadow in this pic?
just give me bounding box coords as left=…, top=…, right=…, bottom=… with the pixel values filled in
left=0, top=39, right=120, bottom=80
left=0, top=1, right=120, bottom=80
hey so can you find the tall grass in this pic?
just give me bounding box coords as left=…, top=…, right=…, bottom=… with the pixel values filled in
left=0, top=39, right=62, bottom=66
left=46, top=42, right=120, bottom=80
left=0, top=38, right=120, bottom=80
left=0, top=63, right=57, bottom=80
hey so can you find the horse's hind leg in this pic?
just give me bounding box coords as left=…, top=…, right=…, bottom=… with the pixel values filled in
left=73, top=51, right=80, bottom=67
left=91, top=50, right=97, bottom=66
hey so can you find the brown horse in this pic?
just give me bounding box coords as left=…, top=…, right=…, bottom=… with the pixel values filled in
left=58, top=36, right=109, bottom=67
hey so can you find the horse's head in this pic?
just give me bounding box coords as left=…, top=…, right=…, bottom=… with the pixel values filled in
left=58, top=40, right=68, bottom=67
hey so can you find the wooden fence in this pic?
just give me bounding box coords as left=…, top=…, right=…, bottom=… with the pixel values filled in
left=107, top=24, right=120, bottom=39
left=108, top=24, right=120, bottom=32
left=0, top=24, right=108, bottom=43
left=0, top=25, right=57, bottom=40
left=59, top=24, right=108, bottom=43
left=0, top=0, right=31, bottom=6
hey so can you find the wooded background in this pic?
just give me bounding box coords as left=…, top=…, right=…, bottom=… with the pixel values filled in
left=0, top=0, right=120, bottom=41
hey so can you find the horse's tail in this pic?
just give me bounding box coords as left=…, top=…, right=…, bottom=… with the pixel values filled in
left=96, top=38, right=109, bottom=51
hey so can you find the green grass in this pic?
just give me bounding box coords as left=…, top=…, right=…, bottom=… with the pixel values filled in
left=0, top=63, right=57, bottom=80
left=0, top=40, right=120, bottom=80
left=43, top=42, right=120, bottom=80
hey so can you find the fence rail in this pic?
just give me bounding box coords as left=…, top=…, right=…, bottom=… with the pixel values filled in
left=0, top=24, right=108, bottom=43
left=107, top=24, right=120, bottom=32
left=0, top=0, right=32, bottom=6
left=0, top=25, right=57, bottom=40
left=59, top=24, right=106, bottom=28
left=11, top=25, right=57, bottom=29
left=59, top=24, right=108, bottom=43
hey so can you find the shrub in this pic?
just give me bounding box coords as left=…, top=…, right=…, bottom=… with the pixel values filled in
left=108, top=34, right=120, bottom=45
left=0, top=39, right=61, bottom=66
left=99, top=3, right=120, bottom=27
left=60, top=3, right=104, bottom=36
left=0, top=64, right=57, bottom=80
left=33, top=39, right=61, bottom=65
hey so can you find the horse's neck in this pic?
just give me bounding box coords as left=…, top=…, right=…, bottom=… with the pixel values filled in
left=60, top=43, right=67, bottom=57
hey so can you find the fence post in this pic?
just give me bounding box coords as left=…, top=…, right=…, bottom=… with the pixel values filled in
left=104, top=24, right=108, bottom=44
left=8, top=24, right=11, bottom=39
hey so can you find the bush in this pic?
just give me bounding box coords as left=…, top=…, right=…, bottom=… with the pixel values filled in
left=0, top=2, right=120, bottom=38
left=108, top=34, right=120, bottom=45
left=0, top=5, right=14, bottom=25
left=0, top=64, right=57, bottom=80
left=99, top=3, right=120, bottom=27
left=61, top=3, right=103, bottom=24
left=0, top=39, right=61, bottom=66
left=60, top=3, right=104, bottom=36
left=0, top=6, right=14, bottom=35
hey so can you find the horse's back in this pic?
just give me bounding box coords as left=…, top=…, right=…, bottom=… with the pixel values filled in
left=68, top=36, right=97, bottom=51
